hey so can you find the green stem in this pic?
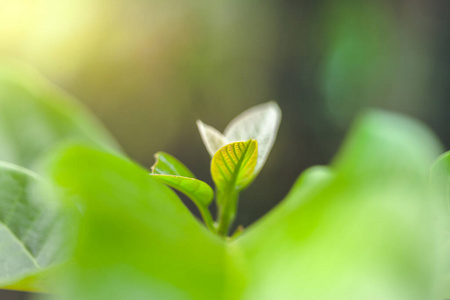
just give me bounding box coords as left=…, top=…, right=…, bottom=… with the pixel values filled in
left=215, top=188, right=239, bottom=236
left=197, top=204, right=215, bottom=233
left=229, top=225, right=245, bottom=241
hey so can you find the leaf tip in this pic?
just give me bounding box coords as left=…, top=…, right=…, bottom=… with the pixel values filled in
left=150, top=152, right=162, bottom=174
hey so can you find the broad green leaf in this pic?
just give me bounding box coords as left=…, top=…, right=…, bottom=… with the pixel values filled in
left=0, top=60, right=122, bottom=169
left=196, top=120, right=228, bottom=157
left=224, top=101, right=281, bottom=174
left=211, top=140, right=258, bottom=192
left=237, top=110, right=445, bottom=300
left=0, top=161, right=66, bottom=292
left=48, top=145, right=243, bottom=300
left=151, top=152, right=196, bottom=178
left=197, top=101, right=281, bottom=175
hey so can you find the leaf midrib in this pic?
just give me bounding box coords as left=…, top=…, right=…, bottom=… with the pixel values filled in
left=0, top=219, right=41, bottom=270
left=229, top=141, right=253, bottom=189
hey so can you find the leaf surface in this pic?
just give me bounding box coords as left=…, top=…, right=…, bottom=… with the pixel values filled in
left=224, top=101, right=281, bottom=174
left=0, top=161, right=66, bottom=292
left=196, top=120, right=228, bottom=157
left=431, top=151, right=450, bottom=207
left=150, top=152, right=214, bottom=228
left=150, top=175, right=214, bottom=207
left=151, top=152, right=196, bottom=178
left=211, top=140, right=258, bottom=192
left=430, top=151, right=450, bottom=297
left=237, top=110, right=445, bottom=300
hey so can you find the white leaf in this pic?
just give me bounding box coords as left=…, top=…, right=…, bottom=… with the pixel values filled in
left=196, top=120, right=228, bottom=157
left=224, top=101, right=281, bottom=174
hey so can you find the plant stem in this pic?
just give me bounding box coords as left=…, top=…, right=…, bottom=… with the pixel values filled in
left=197, top=204, right=215, bottom=233
left=228, top=225, right=244, bottom=241
left=215, top=188, right=239, bottom=236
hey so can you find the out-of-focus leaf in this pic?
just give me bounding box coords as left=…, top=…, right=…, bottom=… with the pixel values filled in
left=196, top=120, right=228, bottom=157
left=430, top=151, right=450, bottom=298
left=151, top=152, right=196, bottom=178
left=431, top=151, right=450, bottom=209
left=0, top=60, right=122, bottom=169
left=0, top=161, right=66, bottom=292
left=237, top=110, right=444, bottom=300
left=48, top=146, right=244, bottom=300
left=2, top=265, right=63, bottom=293
left=211, top=140, right=258, bottom=192
left=197, top=101, right=281, bottom=175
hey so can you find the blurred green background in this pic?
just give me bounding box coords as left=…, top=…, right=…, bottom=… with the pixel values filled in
left=1, top=2, right=450, bottom=297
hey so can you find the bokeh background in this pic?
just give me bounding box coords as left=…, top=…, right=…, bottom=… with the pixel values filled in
left=1, top=0, right=450, bottom=298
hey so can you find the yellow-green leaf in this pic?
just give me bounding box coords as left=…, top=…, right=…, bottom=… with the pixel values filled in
left=211, top=139, right=258, bottom=192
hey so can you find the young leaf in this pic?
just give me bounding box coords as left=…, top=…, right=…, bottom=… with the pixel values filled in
left=197, top=103, right=280, bottom=236
left=224, top=101, right=281, bottom=174
left=150, top=152, right=215, bottom=230
left=211, top=140, right=259, bottom=235
left=151, top=152, right=196, bottom=178
left=0, top=161, right=66, bottom=292
left=197, top=101, right=280, bottom=175
left=150, top=175, right=213, bottom=207
left=196, top=120, right=228, bottom=157
left=211, top=139, right=258, bottom=192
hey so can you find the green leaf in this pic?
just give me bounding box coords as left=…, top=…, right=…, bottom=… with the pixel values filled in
left=48, top=145, right=241, bottom=300
left=430, top=151, right=450, bottom=298
left=211, top=139, right=258, bottom=192
left=150, top=174, right=215, bottom=231
left=431, top=151, right=450, bottom=209
left=0, top=161, right=66, bottom=292
left=2, top=265, right=63, bottom=293
left=150, top=152, right=215, bottom=230
left=197, top=102, right=281, bottom=176
left=150, top=175, right=214, bottom=207
left=0, top=60, right=122, bottom=169
left=223, top=101, right=281, bottom=175
left=151, top=152, right=195, bottom=178
left=238, top=110, right=445, bottom=300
